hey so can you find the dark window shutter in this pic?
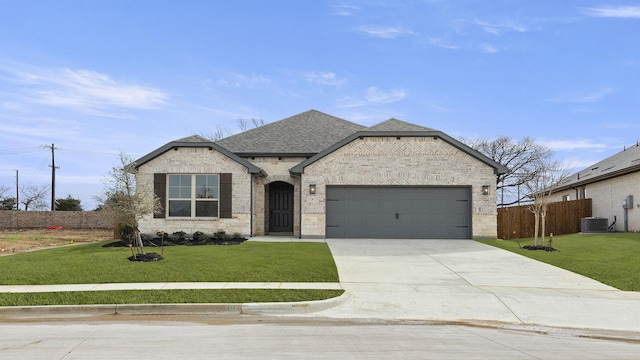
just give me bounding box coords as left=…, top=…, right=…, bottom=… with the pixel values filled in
left=154, top=173, right=166, bottom=218
left=220, top=173, right=232, bottom=218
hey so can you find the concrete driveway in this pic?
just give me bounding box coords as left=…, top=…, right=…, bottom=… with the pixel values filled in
left=310, top=239, right=640, bottom=332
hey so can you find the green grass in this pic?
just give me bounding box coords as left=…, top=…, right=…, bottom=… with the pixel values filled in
left=0, top=241, right=339, bottom=285
left=0, top=241, right=342, bottom=306
left=0, top=289, right=344, bottom=306
left=477, top=233, right=640, bottom=291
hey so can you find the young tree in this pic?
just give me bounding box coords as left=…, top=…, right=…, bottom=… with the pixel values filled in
left=20, top=185, right=49, bottom=211
left=98, top=153, right=160, bottom=254
left=0, top=197, right=16, bottom=210
left=0, top=185, right=15, bottom=210
left=523, top=158, right=574, bottom=246
left=55, top=195, right=83, bottom=211
left=462, top=136, right=552, bottom=207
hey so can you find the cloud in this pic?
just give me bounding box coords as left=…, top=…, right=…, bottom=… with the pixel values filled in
left=474, top=19, right=529, bottom=35
left=304, top=71, right=347, bottom=86
left=540, top=139, right=609, bottom=151
left=583, top=6, right=640, bottom=18
left=550, top=87, right=614, bottom=103
left=356, top=25, right=417, bottom=39
left=339, top=86, right=407, bottom=108
left=479, top=43, right=499, bottom=53
left=427, top=38, right=460, bottom=50
left=331, top=4, right=359, bottom=16
left=4, top=65, right=167, bottom=113
left=214, top=72, right=271, bottom=89
left=365, top=86, right=406, bottom=104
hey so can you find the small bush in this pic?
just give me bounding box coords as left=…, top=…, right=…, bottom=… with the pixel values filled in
left=117, top=223, right=136, bottom=242
left=192, top=231, right=210, bottom=242
left=214, top=230, right=232, bottom=241
left=171, top=231, right=187, bottom=240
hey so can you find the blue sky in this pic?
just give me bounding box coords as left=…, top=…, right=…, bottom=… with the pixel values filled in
left=1, top=1, right=639, bottom=210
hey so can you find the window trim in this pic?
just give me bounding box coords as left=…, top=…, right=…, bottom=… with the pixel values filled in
left=167, top=174, right=220, bottom=218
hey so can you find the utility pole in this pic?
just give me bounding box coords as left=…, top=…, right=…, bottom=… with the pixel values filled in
left=15, top=169, right=19, bottom=211
left=42, top=144, right=60, bottom=211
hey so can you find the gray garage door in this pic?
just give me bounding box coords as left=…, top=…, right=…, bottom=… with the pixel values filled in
left=326, top=186, right=471, bottom=239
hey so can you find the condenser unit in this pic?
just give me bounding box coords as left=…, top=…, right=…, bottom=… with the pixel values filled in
left=581, top=217, right=608, bottom=233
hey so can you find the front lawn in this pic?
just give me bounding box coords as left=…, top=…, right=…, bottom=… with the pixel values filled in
left=0, top=241, right=339, bottom=285
left=0, top=240, right=343, bottom=306
left=477, top=233, right=640, bottom=291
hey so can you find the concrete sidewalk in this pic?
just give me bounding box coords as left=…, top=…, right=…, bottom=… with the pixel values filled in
left=0, top=282, right=342, bottom=293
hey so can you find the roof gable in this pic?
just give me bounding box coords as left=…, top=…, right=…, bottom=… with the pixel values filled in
left=367, top=118, right=435, bottom=132
left=290, top=123, right=508, bottom=175
left=215, top=109, right=365, bottom=155
left=133, top=138, right=265, bottom=175
left=556, top=143, right=640, bottom=190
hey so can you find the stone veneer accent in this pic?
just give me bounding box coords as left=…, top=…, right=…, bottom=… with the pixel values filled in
left=137, top=147, right=253, bottom=235
left=300, top=136, right=498, bottom=238
left=245, top=157, right=306, bottom=236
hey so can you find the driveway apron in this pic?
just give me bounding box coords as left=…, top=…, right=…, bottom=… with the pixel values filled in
left=314, top=239, right=640, bottom=332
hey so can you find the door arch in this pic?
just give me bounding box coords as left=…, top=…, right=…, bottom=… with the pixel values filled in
left=268, top=181, right=294, bottom=233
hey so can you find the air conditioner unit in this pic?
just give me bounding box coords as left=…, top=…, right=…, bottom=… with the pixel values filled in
left=581, top=217, right=608, bottom=233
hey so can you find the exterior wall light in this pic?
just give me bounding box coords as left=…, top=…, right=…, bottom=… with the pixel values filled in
left=482, top=185, right=490, bottom=196
left=309, top=184, right=317, bottom=195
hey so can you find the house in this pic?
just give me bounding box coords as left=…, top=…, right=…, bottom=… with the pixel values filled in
left=550, top=143, right=640, bottom=232
left=134, top=110, right=507, bottom=239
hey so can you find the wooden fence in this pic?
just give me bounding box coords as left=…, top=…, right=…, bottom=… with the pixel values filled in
left=497, top=199, right=592, bottom=239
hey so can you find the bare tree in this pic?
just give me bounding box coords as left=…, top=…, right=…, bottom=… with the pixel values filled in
left=251, top=118, right=264, bottom=128
left=462, top=136, right=552, bottom=207
left=236, top=118, right=247, bottom=132
left=202, top=118, right=265, bottom=141
left=0, top=185, right=9, bottom=198
left=523, top=158, right=574, bottom=246
left=98, top=153, right=160, bottom=254
left=20, top=185, right=49, bottom=211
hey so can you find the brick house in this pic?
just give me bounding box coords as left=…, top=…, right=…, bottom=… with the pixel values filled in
left=134, top=110, right=507, bottom=239
left=549, top=143, right=640, bottom=232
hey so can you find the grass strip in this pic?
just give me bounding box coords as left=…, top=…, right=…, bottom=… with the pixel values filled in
left=0, top=289, right=345, bottom=306
left=0, top=241, right=339, bottom=285
left=476, top=233, right=640, bottom=291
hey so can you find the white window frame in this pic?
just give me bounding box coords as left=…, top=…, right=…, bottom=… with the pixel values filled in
left=167, top=174, right=220, bottom=218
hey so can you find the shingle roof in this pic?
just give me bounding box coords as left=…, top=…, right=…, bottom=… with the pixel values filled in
left=367, top=118, right=436, bottom=132
left=555, top=142, right=640, bottom=191
left=215, top=109, right=365, bottom=155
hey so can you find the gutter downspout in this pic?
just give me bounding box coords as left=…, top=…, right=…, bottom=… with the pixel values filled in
left=250, top=176, right=254, bottom=237
left=298, top=174, right=303, bottom=239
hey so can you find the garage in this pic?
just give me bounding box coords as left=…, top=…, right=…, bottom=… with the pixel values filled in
left=325, top=186, right=471, bottom=239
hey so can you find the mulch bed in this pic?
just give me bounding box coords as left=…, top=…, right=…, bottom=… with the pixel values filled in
left=103, top=235, right=247, bottom=262
left=522, top=245, right=557, bottom=252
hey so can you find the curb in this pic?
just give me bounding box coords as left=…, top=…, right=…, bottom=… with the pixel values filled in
left=0, top=293, right=350, bottom=319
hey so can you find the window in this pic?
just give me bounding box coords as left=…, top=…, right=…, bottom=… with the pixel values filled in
left=168, top=174, right=219, bottom=217
left=562, top=195, right=570, bottom=201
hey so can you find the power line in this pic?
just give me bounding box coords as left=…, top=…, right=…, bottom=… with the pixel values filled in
left=0, top=147, right=45, bottom=155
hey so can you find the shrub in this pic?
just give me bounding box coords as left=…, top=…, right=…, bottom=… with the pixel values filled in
left=171, top=231, right=187, bottom=240
left=213, top=230, right=232, bottom=241
left=193, top=231, right=210, bottom=242
left=117, top=223, right=136, bottom=242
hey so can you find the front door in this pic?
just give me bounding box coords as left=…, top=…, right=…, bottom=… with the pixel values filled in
left=269, top=182, right=294, bottom=233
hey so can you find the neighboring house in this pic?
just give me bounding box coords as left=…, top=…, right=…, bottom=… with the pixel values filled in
left=550, top=143, right=640, bottom=232
left=134, top=110, right=507, bottom=239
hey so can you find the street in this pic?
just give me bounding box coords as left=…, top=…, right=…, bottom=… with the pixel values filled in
left=1, top=315, right=639, bottom=359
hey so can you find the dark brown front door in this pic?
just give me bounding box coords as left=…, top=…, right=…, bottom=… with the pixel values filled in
left=269, top=182, right=294, bottom=233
